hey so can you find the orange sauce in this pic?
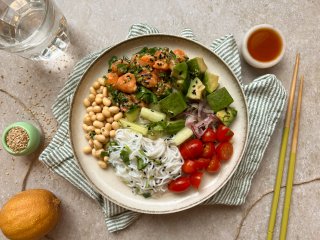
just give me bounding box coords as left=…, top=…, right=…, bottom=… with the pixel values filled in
left=247, top=28, right=283, bottom=62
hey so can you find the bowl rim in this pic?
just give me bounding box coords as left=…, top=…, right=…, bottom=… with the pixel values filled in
left=241, top=24, right=286, bottom=68
left=69, top=34, right=249, bottom=214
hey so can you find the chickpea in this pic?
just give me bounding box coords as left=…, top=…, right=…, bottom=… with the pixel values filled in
left=98, top=160, right=108, bottom=169
left=88, top=94, right=95, bottom=102
left=85, top=134, right=90, bottom=140
left=82, top=124, right=88, bottom=131
left=83, top=146, right=92, bottom=154
left=109, top=106, right=120, bottom=114
left=94, top=128, right=101, bottom=135
left=89, top=86, right=96, bottom=94
left=88, top=111, right=95, bottom=116
left=92, top=102, right=97, bottom=107
left=93, top=106, right=102, bottom=113
left=95, top=149, right=103, bottom=158
left=109, top=130, right=116, bottom=138
left=103, top=98, right=111, bottom=107
left=90, top=114, right=97, bottom=122
left=98, top=77, right=105, bottom=86
left=83, top=98, right=91, bottom=107
left=105, top=123, right=112, bottom=131
left=102, top=129, right=110, bottom=137
left=96, top=113, right=105, bottom=121
left=95, top=96, right=103, bottom=104
left=89, top=139, right=94, bottom=148
left=106, top=117, right=114, bottom=123
left=87, top=125, right=95, bottom=132
left=83, top=116, right=92, bottom=125
left=95, top=134, right=106, bottom=143
left=93, top=81, right=100, bottom=89
left=103, top=156, right=109, bottom=162
left=93, top=140, right=103, bottom=149
left=102, top=109, right=111, bottom=118
left=91, top=148, right=96, bottom=156
left=103, top=87, right=107, bottom=97
left=111, top=121, right=120, bottom=130
left=93, top=120, right=104, bottom=128
left=113, top=112, right=123, bottom=121
left=86, top=106, right=93, bottom=113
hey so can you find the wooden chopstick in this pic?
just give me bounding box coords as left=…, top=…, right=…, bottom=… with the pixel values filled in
left=267, top=53, right=300, bottom=240
left=279, top=75, right=304, bottom=239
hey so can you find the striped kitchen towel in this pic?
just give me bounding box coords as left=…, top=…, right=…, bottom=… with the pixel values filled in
left=39, top=23, right=287, bottom=232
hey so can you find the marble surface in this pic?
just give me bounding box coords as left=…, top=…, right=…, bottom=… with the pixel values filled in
left=1, top=0, right=319, bottom=239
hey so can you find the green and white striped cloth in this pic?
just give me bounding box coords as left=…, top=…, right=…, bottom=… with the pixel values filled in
left=39, top=23, right=287, bottom=232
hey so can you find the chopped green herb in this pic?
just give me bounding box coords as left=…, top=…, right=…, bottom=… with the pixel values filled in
left=142, top=192, right=151, bottom=198
left=108, top=56, right=118, bottom=68
left=136, top=86, right=158, bottom=104
left=116, top=63, right=128, bottom=74
left=120, top=145, right=131, bottom=165
left=100, top=151, right=109, bottom=157
left=89, top=131, right=96, bottom=139
left=137, top=156, right=148, bottom=170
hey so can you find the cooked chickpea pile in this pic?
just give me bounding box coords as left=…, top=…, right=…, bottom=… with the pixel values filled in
left=82, top=77, right=123, bottom=169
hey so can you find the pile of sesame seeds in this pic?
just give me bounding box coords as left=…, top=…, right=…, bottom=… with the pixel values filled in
left=5, top=127, right=29, bottom=152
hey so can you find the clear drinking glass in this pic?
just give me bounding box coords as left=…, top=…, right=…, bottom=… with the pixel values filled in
left=0, top=0, right=69, bottom=60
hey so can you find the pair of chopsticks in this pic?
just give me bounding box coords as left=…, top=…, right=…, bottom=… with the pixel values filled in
left=267, top=53, right=304, bottom=240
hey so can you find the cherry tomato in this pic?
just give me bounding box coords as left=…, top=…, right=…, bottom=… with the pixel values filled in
left=179, top=139, right=203, bottom=160
left=216, top=125, right=234, bottom=142
left=182, top=160, right=198, bottom=174
left=207, top=155, right=221, bottom=173
left=194, top=158, right=211, bottom=170
left=201, top=142, right=215, bottom=158
left=168, top=177, right=191, bottom=192
left=190, top=172, right=204, bottom=189
left=201, top=128, right=217, bottom=142
left=216, top=142, right=233, bottom=161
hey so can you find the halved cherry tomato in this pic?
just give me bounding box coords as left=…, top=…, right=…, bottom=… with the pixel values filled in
left=201, top=127, right=217, bottom=142
left=182, top=160, right=198, bottom=174
left=216, top=125, right=234, bottom=142
left=216, top=142, right=233, bottom=161
left=190, top=172, right=204, bottom=189
left=168, top=177, right=191, bottom=192
left=207, top=154, right=221, bottom=173
left=179, top=139, right=203, bottom=160
left=201, top=142, right=215, bottom=158
left=194, top=158, right=211, bottom=170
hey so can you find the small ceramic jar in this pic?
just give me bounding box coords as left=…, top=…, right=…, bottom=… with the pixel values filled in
left=1, top=122, right=41, bottom=156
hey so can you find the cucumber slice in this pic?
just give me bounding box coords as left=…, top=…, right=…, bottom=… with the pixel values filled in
left=119, top=119, right=148, bottom=135
left=158, top=92, right=187, bottom=118
left=172, top=127, right=193, bottom=145
left=207, top=87, right=234, bottom=112
left=125, top=106, right=141, bottom=122
left=140, top=107, right=166, bottom=122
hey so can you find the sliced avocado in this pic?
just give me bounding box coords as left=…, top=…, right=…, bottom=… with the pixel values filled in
left=125, top=106, right=141, bottom=122
left=207, top=87, right=234, bottom=112
left=187, top=57, right=208, bottom=78
left=216, top=107, right=237, bottom=126
left=186, top=77, right=206, bottom=100
left=171, top=62, right=188, bottom=80
left=166, top=119, right=185, bottom=134
left=158, top=91, right=187, bottom=118
left=203, top=71, right=219, bottom=93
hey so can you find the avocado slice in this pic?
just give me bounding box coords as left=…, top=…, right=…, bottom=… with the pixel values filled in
left=207, top=87, right=234, bottom=112
left=186, top=77, right=206, bottom=100
left=166, top=119, right=185, bottom=134
left=158, top=92, right=187, bottom=118
left=203, top=71, right=219, bottom=93
left=187, top=57, right=208, bottom=78
left=171, top=62, right=188, bottom=80
left=216, top=107, right=237, bottom=126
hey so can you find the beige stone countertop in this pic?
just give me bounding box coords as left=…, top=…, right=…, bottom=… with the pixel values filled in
left=1, top=1, right=319, bottom=239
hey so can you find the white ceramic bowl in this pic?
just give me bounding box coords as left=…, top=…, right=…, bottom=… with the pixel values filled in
left=242, top=24, right=285, bottom=68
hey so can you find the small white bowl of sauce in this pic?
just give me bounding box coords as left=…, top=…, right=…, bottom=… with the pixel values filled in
left=242, top=24, right=285, bottom=68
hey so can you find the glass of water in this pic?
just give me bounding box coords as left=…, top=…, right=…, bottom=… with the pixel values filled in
left=0, top=0, right=69, bottom=60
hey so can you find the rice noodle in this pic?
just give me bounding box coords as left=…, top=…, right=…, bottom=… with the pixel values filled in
left=108, top=129, right=183, bottom=197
